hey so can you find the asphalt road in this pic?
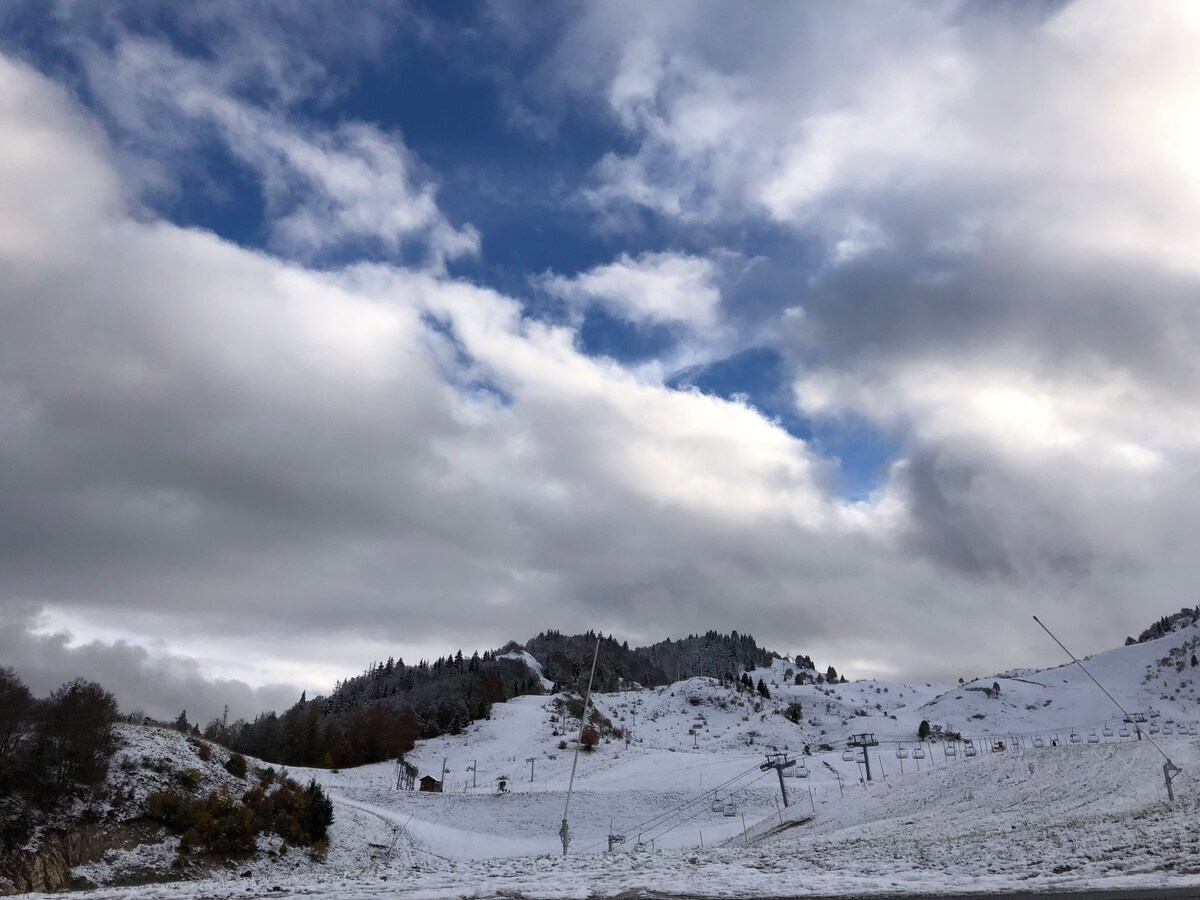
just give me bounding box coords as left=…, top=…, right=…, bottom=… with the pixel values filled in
left=613, top=889, right=1200, bottom=900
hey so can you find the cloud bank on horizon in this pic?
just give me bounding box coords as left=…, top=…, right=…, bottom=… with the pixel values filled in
left=2, top=0, right=1198, bottom=722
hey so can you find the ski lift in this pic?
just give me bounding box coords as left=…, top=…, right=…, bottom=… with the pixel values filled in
left=722, top=801, right=737, bottom=817
left=1087, top=730, right=1100, bottom=744
left=1069, top=732, right=1082, bottom=744
left=896, top=746, right=909, bottom=759
left=1119, top=725, right=1131, bottom=738
left=842, top=749, right=856, bottom=761
left=1191, top=723, right=1199, bottom=736
left=912, top=746, right=926, bottom=759
left=1033, top=735, right=1046, bottom=749
left=1102, top=726, right=1114, bottom=738
left=963, top=739, right=977, bottom=758
left=945, top=743, right=958, bottom=757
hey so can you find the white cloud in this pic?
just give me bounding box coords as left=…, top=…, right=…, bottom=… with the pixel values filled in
left=6, top=0, right=1200, bottom=702
left=78, top=35, right=479, bottom=267
left=561, top=1, right=1200, bottom=276
left=543, top=251, right=723, bottom=331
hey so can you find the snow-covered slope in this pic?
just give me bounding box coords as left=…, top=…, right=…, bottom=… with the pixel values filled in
left=45, top=620, right=1200, bottom=898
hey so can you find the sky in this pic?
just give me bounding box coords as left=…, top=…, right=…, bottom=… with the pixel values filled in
left=2, top=0, right=1200, bottom=725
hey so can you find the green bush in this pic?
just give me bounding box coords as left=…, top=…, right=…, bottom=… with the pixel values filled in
left=224, top=753, right=248, bottom=778
left=146, top=772, right=333, bottom=859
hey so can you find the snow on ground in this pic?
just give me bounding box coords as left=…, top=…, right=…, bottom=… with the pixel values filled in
left=45, top=621, right=1200, bottom=897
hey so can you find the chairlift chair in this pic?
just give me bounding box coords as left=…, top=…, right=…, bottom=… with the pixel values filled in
left=842, top=749, right=856, bottom=761
left=796, top=763, right=810, bottom=778
left=1069, top=732, right=1082, bottom=744
left=945, top=743, right=957, bottom=757
left=896, top=747, right=909, bottom=759
left=1102, top=726, right=1114, bottom=738
left=1086, top=730, right=1099, bottom=743
left=1149, top=723, right=1160, bottom=735
left=1163, top=724, right=1174, bottom=735
left=963, top=740, right=977, bottom=758
left=1119, top=725, right=1131, bottom=738
left=912, top=746, right=926, bottom=759
left=1034, top=735, right=1046, bottom=749
left=722, top=801, right=737, bottom=817
left=711, top=797, right=723, bottom=813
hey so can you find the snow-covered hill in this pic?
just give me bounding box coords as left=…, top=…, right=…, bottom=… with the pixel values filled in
left=41, top=619, right=1200, bottom=898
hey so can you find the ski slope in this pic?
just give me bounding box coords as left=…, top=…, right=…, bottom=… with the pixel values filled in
left=51, top=620, right=1200, bottom=898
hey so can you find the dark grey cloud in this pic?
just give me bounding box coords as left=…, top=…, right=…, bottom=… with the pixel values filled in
left=0, top=604, right=299, bottom=724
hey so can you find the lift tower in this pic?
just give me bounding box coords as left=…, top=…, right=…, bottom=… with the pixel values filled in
left=847, top=733, right=879, bottom=782
left=760, top=752, right=796, bottom=807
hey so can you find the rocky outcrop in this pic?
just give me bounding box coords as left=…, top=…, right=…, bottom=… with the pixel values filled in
left=0, top=820, right=160, bottom=895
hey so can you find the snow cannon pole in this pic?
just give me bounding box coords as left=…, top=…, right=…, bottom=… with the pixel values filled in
left=1032, top=615, right=1180, bottom=801
left=562, top=634, right=602, bottom=855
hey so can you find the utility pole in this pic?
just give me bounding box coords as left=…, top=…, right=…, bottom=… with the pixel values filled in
left=760, top=752, right=795, bottom=807
left=561, top=634, right=602, bottom=855
left=467, top=761, right=476, bottom=789
left=526, top=757, right=535, bottom=783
